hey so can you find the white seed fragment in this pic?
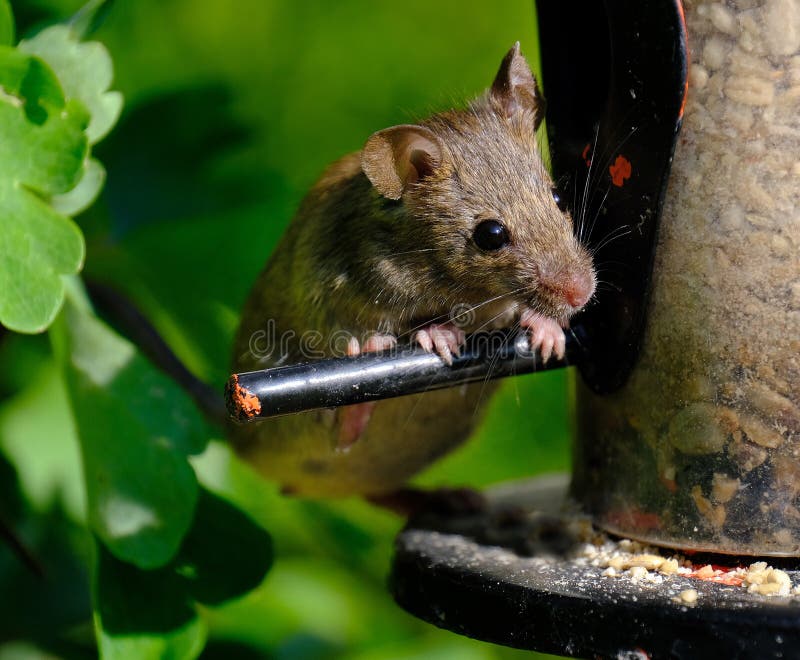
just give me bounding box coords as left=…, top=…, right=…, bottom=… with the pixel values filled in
left=708, top=3, right=738, bottom=35
left=629, top=566, right=647, bottom=581
left=740, top=414, right=785, bottom=448
left=690, top=64, right=710, bottom=89
left=744, top=563, right=794, bottom=596
left=629, top=554, right=666, bottom=570
left=725, top=76, right=775, bottom=106
left=763, top=0, right=800, bottom=56
left=608, top=555, right=625, bottom=571
left=659, top=558, right=680, bottom=575
left=711, top=473, right=741, bottom=503
left=703, top=36, right=729, bottom=69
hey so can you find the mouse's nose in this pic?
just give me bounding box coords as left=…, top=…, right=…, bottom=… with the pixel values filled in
left=562, top=271, right=595, bottom=309
left=539, top=264, right=596, bottom=311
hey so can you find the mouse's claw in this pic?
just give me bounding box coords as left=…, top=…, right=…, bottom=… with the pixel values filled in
left=415, top=323, right=466, bottom=366
left=520, top=310, right=566, bottom=363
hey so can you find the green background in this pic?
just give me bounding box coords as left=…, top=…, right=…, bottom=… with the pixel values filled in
left=1, top=1, right=572, bottom=658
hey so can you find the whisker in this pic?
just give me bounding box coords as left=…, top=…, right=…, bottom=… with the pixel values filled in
left=594, top=280, right=623, bottom=293
left=470, top=305, right=519, bottom=335
left=394, top=287, right=527, bottom=343
left=576, top=120, right=640, bottom=243
left=578, top=124, right=601, bottom=244
left=567, top=326, right=584, bottom=351
left=387, top=247, right=449, bottom=257
left=473, top=316, right=523, bottom=420
left=590, top=223, right=631, bottom=251
left=584, top=184, right=612, bottom=244
left=592, top=228, right=632, bottom=254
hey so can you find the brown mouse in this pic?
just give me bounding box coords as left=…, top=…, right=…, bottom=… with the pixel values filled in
left=229, top=43, right=596, bottom=502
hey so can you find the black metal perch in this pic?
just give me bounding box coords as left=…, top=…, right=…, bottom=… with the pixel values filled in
left=225, top=327, right=590, bottom=422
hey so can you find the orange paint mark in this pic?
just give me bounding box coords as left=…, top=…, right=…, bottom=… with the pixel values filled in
left=229, top=374, right=261, bottom=419
left=609, top=154, right=632, bottom=187
left=686, top=563, right=746, bottom=587
left=581, top=143, right=592, bottom=167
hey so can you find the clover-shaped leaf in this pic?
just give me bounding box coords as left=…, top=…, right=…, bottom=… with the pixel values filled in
left=21, top=24, right=123, bottom=145
left=51, top=156, right=106, bottom=216
left=0, top=47, right=88, bottom=333
left=21, top=24, right=122, bottom=217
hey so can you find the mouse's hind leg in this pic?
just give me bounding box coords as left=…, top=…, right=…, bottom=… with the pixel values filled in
left=337, top=333, right=397, bottom=449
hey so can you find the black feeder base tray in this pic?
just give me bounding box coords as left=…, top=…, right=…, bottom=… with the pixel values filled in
left=390, top=475, right=800, bottom=660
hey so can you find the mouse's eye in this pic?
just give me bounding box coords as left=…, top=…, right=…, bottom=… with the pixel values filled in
left=552, top=187, right=567, bottom=212
left=473, top=219, right=510, bottom=251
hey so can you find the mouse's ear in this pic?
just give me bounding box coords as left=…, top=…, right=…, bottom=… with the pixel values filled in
left=491, top=41, right=545, bottom=129
left=361, top=124, right=443, bottom=200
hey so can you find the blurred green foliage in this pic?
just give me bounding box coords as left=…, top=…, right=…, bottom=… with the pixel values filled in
left=0, top=38, right=87, bottom=333
left=1, top=1, right=571, bottom=658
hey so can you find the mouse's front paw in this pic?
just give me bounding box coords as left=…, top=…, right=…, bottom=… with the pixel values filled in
left=520, top=310, right=566, bottom=363
left=414, top=323, right=466, bottom=366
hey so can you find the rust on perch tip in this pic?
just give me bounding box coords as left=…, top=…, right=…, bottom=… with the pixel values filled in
left=226, top=374, right=262, bottom=420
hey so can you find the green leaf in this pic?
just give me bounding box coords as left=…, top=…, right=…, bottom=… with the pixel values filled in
left=51, top=157, right=106, bottom=216
left=97, top=613, right=206, bottom=660
left=68, top=0, right=113, bottom=40
left=0, top=0, right=13, bottom=47
left=175, top=488, right=273, bottom=605
left=0, top=22, right=123, bottom=333
left=96, top=543, right=207, bottom=660
left=20, top=24, right=123, bottom=144
left=0, top=47, right=88, bottom=333
left=0, top=357, right=86, bottom=522
left=96, top=542, right=198, bottom=635
left=53, top=284, right=209, bottom=569
left=95, top=489, right=271, bottom=660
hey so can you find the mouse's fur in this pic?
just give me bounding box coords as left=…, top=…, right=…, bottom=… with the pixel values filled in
left=230, top=43, right=595, bottom=497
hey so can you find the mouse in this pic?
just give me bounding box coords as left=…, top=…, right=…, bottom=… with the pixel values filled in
left=229, top=42, right=596, bottom=507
